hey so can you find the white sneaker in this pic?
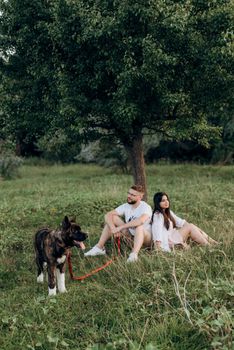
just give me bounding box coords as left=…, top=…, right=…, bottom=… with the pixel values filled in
left=84, top=245, right=106, bottom=257
left=127, top=252, right=138, bottom=263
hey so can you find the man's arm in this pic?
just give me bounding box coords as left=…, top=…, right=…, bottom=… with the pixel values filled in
left=111, top=214, right=150, bottom=234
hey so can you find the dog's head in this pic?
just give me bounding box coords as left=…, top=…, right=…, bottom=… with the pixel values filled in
left=61, top=216, right=88, bottom=249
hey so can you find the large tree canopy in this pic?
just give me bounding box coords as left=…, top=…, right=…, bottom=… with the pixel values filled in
left=48, top=0, right=233, bottom=192
left=0, top=0, right=233, bottom=193
left=0, top=0, right=56, bottom=153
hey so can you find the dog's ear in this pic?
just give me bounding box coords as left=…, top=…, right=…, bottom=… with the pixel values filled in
left=70, top=216, right=76, bottom=223
left=62, top=216, right=71, bottom=230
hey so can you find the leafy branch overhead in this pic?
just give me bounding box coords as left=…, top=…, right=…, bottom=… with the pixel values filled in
left=0, top=0, right=233, bottom=186
left=50, top=0, right=232, bottom=141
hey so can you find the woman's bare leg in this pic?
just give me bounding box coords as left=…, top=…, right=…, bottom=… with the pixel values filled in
left=196, top=227, right=218, bottom=244
left=178, top=223, right=210, bottom=245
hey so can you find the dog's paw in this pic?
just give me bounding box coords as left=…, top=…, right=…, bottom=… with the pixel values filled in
left=37, top=273, right=44, bottom=283
left=48, top=287, right=57, bottom=296
left=59, top=288, right=67, bottom=294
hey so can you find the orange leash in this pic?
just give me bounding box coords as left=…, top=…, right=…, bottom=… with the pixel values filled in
left=67, top=237, right=121, bottom=281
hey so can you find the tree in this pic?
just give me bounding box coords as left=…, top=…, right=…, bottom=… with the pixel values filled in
left=1, top=0, right=233, bottom=196
left=0, top=0, right=48, bottom=153
left=0, top=0, right=62, bottom=155
left=0, top=0, right=85, bottom=159
left=48, top=0, right=233, bottom=196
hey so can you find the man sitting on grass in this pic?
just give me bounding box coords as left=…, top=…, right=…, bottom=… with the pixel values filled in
left=84, top=185, right=152, bottom=262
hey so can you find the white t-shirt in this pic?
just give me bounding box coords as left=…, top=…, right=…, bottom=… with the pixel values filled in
left=115, top=201, right=152, bottom=236
left=152, top=211, right=185, bottom=252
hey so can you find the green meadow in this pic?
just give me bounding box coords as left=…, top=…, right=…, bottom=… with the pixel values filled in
left=0, top=164, right=233, bottom=350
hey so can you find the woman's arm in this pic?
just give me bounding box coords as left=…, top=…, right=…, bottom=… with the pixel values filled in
left=171, top=210, right=186, bottom=228
left=152, top=213, right=164, bottom=244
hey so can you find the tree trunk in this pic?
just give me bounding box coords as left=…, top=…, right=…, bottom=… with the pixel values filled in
left=15, top=142, right=22, bottom=156
left=125, top=134, right=148, bottom=201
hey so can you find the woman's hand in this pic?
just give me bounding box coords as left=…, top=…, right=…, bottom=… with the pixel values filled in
left=154, top=241, right=162, bottom=250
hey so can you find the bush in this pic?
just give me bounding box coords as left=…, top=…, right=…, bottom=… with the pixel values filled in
left=0, top=140, right=23, bottom=179
left=37, top=129, right=81, bottom=163
left=76, top=139, right=130, bottom=173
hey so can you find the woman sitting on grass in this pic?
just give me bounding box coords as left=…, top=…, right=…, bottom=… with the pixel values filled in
left=151, top=192, right=218, bottom=252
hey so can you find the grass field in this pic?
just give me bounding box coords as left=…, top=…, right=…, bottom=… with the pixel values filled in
left=0, top=164, right=233, bottom=350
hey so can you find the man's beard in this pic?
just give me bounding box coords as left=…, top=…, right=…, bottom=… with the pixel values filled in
left=127, top=198, right=137, bottom=205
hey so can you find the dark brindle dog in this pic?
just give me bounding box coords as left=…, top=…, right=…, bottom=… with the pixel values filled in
left=35, top=216, right=87, bottom=296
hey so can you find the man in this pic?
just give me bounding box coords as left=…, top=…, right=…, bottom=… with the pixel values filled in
left=84, top=185, right=152, bottom=262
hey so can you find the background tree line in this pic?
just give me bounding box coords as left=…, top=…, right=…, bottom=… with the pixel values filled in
left=0, top=0, right=233, bottom=190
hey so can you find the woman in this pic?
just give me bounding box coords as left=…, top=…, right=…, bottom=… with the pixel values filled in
left=151, top=192, right=218, bottom=252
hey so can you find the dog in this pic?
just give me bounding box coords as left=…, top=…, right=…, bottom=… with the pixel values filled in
left=34, top=216, right=87, bottom=296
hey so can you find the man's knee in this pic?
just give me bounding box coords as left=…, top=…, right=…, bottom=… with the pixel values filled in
left=135, top=225, right=150, bottom=236
left=113, top=215, right=125, bottom=226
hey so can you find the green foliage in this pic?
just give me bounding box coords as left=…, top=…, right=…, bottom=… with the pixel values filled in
left=77, top=135, right=162, bottom=171
left=1, top=0, right=233, bottom=159
left=0, top=154, right=22, bottom=179
left=0, top=164, right=233, bottom=349
left=0, top=140, right=23, bottom=179
left=37, top=129, right=82, bottom=163
left=48, top=0, right=233, bottom=144
left=77, top=139, right=130, bottom=173
left=0, top=0, right=60, bottom=152
left=212, top=116, right=234, bottom=164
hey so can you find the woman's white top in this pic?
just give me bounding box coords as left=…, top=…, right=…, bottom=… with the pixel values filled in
left=152, top=211, right=185, bottom=252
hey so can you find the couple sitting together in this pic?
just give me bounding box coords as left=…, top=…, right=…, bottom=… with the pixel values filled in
left=84, top=185, right=218, bottom=262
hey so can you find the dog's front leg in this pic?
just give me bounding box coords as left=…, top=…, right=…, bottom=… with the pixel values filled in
left=37, top=270, right=44, bottom=283
left=48, top=266, right=56, bottom=296
left=56, top=264, right=67, bottom=293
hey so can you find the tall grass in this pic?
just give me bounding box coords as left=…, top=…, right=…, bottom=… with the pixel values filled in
left=0, top=164, right=233, bottom=349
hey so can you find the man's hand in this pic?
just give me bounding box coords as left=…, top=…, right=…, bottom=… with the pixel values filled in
left=111, top=226, right=124, bottom=235
left=113, top=232, right=121, bottom=238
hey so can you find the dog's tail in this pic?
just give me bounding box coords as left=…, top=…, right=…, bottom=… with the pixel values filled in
left=34, top=228, right=50, bottom=271
left=34, top=228, right=50, bottom=250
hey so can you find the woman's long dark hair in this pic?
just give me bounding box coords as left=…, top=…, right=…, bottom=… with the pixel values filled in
left=151, top=192, right=176, bottom=230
